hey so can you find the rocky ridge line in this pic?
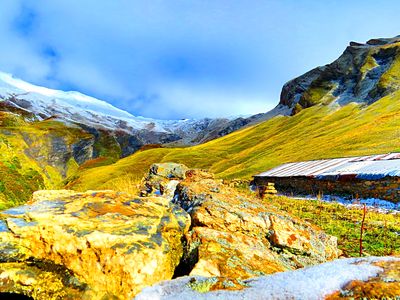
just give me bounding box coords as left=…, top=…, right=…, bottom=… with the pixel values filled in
left=279, top=35, right=400, bottom=115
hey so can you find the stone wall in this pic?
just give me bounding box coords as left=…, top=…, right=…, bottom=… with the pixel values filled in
left=253, top=176, right=400, bottom=203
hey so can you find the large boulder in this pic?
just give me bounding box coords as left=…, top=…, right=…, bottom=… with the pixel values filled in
left=0, top=190, right=190, bottom=299
left=135, top=256, right=400, bottom=300
left=173, top=170, right=339, bottom=279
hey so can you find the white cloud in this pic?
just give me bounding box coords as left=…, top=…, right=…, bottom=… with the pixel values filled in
left=1, top=0, right=400, bottom=119
left=131, top=82, right=274, bottom=119
left=0, top=1, right=51, bottom=82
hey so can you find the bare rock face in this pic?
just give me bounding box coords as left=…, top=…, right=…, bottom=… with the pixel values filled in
left=172, top=170, right=339, bottom=279
left=0, top=190, right=190, bottom=299
left=135, top=257, right=400, bottom=300
left=279, top=35, right=400, bottom=115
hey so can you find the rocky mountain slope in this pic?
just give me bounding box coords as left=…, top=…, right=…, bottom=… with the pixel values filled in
left=0, top=71, right=278, bottom=206
left=280, top=35, right=400, bottom=115
left=0, top=71, right=273, bottom=148
left=67, top=36, right=400, bottom=190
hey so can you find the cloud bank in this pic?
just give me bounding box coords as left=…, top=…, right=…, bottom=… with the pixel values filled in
left=1, top=0, right=400, bottom=119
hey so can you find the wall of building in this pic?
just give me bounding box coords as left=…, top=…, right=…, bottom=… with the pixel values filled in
left=253, top=176, right=400, bottom=203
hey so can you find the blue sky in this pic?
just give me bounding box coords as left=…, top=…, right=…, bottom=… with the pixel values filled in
left=1, top=1, right=400, bottom=119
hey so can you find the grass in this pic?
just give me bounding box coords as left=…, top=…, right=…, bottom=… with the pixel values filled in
left=0, top=113, right=91, bottom=208
left=360, top=51, right=378, bottom=79
left=67, top=90, right=400, bottom=191
left=263, top=195, right=400, bottom=257
left=377, top=47, right=400, bottom=91
left=300, top=81, right=336, bottom=107
left=100, top=172, right=142, bottom=196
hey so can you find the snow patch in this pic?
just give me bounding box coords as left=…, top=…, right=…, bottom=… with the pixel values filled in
left=135, top=257, right=399, bottom=300
left=0, top=71, right=202, bottom=133
left=0, top=71, right=264, bottom=137
left=290, top=194, right=400, bottom=213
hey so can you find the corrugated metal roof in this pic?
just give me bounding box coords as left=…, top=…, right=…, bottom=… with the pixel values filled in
left=255, top=153, right=400, bottom=180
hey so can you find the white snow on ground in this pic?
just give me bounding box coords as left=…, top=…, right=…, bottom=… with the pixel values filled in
left=135, top=257, right=400, bottom=300
left=288, top=194, right=400, bottom=213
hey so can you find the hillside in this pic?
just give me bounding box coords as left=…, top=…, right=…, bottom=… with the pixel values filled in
left=0, top=113, right=94, bottom=208
left=67, top=36, right=400, bottom=191
left=68, top=90, right=400, bottom=190
left=0, top=71, right=275, bottom=148
left=0, top=72, right=276, bottom=207
left=3, top=36, right=400, bottom=200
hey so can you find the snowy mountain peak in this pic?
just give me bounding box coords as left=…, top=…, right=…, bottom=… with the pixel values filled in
left=0, top=71, right=174, bottom=132
left=0, top=71, right=273, bottom=147
left=0, top=71, right=139, bottom=119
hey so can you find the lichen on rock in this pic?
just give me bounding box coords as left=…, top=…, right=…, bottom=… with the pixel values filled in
left=172, top=169, right=339, bottom=279
left=135, top=257, right=400, bottom=300
left=0, top=190, right=191, bottom=299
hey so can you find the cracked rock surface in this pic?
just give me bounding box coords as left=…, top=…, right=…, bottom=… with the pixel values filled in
left=0, top=190, right=190, bottom=299
left=171, top=169, right=339, bottom=279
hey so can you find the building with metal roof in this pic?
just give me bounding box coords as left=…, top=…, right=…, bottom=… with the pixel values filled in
left=253, top=153, right=400, bottom=203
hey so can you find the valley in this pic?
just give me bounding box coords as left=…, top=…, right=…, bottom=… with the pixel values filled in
left=0, top=35, right=399, bottom=299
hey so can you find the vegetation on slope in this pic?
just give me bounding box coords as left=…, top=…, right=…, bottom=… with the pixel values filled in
left=0, top=112, right=90, bottom=208
left=67, top=90, right=400, bottom=191
left=265, top=195, right=400, bottom=257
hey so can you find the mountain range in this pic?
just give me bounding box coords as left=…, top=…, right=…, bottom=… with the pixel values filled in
left=66, top=36, right=400, bottom=191
left=1, top=36, right=400, bottom=206
left=0, top=71, right=282, bottom=148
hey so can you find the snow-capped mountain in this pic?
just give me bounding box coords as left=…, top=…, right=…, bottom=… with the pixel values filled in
left=0, top=71, right=185, bottom=133
left=0, top=71, right=280, bottom=148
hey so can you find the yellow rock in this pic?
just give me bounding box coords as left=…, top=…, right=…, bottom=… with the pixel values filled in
left=173, top=170, right=339, bottom=279
left=187, top=227, right=289, bottom=279
left=0, top=190, right=190, bottom=299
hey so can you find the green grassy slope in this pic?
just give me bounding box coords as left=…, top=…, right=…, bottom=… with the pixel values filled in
left=0, top=112, right=92, bottom=208
left=68, top=90, right=400, bottom=191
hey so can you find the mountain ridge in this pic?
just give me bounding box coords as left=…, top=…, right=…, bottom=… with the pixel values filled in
left=66, top=35, right=400, bottom=191
left=0, top=71, right=277, bottom=146
left=0, top=70, right=276, bottom=206
left=280, top=35, right=400, bottom=115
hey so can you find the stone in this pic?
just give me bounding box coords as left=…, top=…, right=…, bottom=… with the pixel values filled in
left=135, top=257, right=400, bottom=300
left=29, top=189, right=78, bottom=203
left=326, top=259, right=400, bottom=299
left=173, top=170, right=339, bottom=279
left=186, top=227, right=290, bottom=279
left=0, top=190, right=190, bottom=299
left=150, top=163, right=189, bottom=179
left=0, top=262, right=85, bottom=299
left=140, top=163, right=189, bottom=198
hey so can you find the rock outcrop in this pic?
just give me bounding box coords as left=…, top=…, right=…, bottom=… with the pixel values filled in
left=135, top=256, right=400, bottom=300
left=0, top=164, right=341, bottom=299
left=170, top=169, right=339, bottom=279
left=0, top=190, right=190, bottom=299
left=140, top=163, right=189, bottom=198
left=279, top=35, right=400, bottom=115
